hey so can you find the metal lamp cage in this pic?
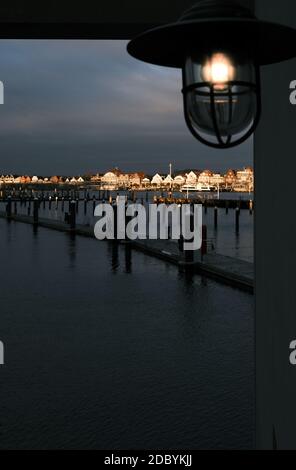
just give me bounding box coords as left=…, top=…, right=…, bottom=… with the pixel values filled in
left=182, top=67, right=261, bottom=148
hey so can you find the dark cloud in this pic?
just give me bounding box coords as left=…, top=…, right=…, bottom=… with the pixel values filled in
left=0, top=40, right=252, bottom=175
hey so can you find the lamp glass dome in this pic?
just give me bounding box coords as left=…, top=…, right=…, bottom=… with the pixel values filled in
left=182, top=51, right=260, bottom=148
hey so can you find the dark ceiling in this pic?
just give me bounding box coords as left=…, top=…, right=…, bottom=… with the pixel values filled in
left=0, top=0, right=254, bottom=38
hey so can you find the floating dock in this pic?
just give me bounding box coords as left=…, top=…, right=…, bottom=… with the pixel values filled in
left=0, top=211, right=253, bottom=293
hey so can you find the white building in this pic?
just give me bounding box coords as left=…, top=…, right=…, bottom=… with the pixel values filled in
left=142, top=177, right=150, bottom=186
left=198, top=170, right=213, bottom=184
left=101, top=171, right=119, bottom=186
left=163, top=174, right=174, bottom=185
left=210, top=173, right=225, bottom=186
left=3, top=175, right=15, bottom=183
left=151, top=173, right=163, bottom=186
left=129, top=173, right=143, bottom=186
left=173, top=175, right=185, bottom=186
left=235, top=167, right=253, bottom=191
left=118, top=174, right=130, bottom=186
left=236, top=167, right=253, bottom=183
left=185, top=171, right=199, bottom=185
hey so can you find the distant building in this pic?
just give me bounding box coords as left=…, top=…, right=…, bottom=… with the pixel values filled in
left=173, top=175, right=185, bottom=187
left=210, top=173, right=225, bottom=186
left=236, top=167, right=253, bottom=183
left=163, top=174, right=174, bottom=186
left=234, top=167, right=253, bottom=192
left=20, top=175, right=31, bottom=184
left=142, top=177, right=150, bottom=186
left=198, top=170, right=213, bottom=184
left=101, top=171, right=119, bottom=186
left=50, top=175, right=59, bottom=184
left=186, top=171, right=199, bottom=185
left=90, top=174, right=101, bottom=182
left=0, top=174, right=13, bottom=184
left=118, top=174, right=130, bottom=186
left=224, top=169, right=237, bottom=189
left=129, top=172, right=144, bottom=187
left=151, top=173, right=163, bottom=186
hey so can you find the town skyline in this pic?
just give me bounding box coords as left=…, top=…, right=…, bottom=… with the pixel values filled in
left=0, top=166, right=253, bottom=192
left=0, top=164, right=253, bottom=179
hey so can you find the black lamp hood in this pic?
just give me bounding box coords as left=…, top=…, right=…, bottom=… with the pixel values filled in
left=127, top=0, right=296, bottom=67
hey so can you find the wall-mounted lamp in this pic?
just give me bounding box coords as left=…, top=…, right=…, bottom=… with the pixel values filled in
left=127, top=0, right=296, bottom=148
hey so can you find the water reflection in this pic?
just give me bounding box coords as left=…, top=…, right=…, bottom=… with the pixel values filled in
left=0, top=218, right=254, bottom=450
left=124, top=244, right=132, bottom=274
left=110, top=241, right=119, bottom=273
left=68, top=232, right=77, bottom=268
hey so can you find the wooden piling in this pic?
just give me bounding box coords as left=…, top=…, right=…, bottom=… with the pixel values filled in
left=69, top=200, right=76, bottom=230
left=201, top=225, right=207, bottom=260
left=6, top=196, right=12, bottom=218
left=235, top=207, right=240, bottom=232
left=214, top=206, right=218, bottom=229
left=33, top=198, right=39, bottom=225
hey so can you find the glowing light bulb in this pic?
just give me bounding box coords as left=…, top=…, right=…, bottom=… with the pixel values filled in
left=202, top=53, right=235, bottom=89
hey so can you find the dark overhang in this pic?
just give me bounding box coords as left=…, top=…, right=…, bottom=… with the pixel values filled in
left=0, top=0, right=253, bottom=38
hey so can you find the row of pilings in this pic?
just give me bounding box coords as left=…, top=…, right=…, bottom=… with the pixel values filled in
left=3, top=190, right=252, bottom=247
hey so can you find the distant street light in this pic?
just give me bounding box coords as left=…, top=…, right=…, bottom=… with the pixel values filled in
left=128, top=0, right=296, bottom=148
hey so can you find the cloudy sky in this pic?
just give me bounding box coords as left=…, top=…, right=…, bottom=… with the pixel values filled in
left=0, top=40, right=252, bottom=175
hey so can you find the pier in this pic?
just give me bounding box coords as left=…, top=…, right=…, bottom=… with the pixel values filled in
left=0, top=209, right=253, bottom=293
left=0, top=181, right=253, bottom=209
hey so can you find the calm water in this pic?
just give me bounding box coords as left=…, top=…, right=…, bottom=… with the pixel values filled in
left=1, top=193, right=253, bottom=262
left=0, top=218, right=254, bottom=449
left=203, top=207, right=253, bottom=262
